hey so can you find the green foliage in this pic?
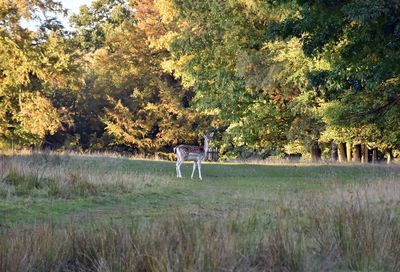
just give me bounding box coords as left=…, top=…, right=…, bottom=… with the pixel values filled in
left=160, top=1, right=325, bottom=157
left=271, top=0, right=400, bottom=142
left=67, top=0, right=211, bottom=154
left=0, top=0, right=78, bottom=147
left=159, top=1, right=292, bottom=153
left=2, top=0, right=400, bottom=159
left=14, top=92, right=61, bottom=144
left=70, top=0, right=132, bottom=51
left=164, top=0, right=266, bottom=114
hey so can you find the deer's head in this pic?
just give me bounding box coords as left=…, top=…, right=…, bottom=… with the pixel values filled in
left=203, top=132, right=214, bottom=142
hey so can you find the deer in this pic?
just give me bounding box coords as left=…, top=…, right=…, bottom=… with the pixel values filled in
left=174, top=132, right=214, bottom=180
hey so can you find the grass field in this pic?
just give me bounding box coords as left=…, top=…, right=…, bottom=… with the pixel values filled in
left=1, top=153, right=400, bottom=271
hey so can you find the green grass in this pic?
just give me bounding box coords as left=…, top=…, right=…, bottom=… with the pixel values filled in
left=1, top=154, right=399, bottom=229
left=1, top=153, right=400, bottom=271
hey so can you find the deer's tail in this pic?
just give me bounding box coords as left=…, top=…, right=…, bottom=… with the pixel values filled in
left=173, top=147, right=177, bottom=154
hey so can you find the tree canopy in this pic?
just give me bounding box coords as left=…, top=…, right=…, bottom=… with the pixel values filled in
left=1, top=0, right=399, bottom=162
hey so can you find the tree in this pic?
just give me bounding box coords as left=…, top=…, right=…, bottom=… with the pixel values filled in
left=0, top=0, right=76, bottom=147
left=66, top=0, right=209, bottom=154
left=270, top=0, right=400, bottom=160
left=157, top=0, right=283, bottom=156
left=158, top=0, right=329, bottom=159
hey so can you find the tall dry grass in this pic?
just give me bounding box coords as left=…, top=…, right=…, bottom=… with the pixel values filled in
left=2, top=181, right=400, bottom=271
left=2, top=153, right=400, bottom=271
left=0, top=153, right=175, bottom=199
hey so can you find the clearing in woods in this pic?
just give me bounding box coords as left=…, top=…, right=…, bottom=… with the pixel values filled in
left=1, top=153, right=398, bottom=229
left=2, top=154, right=400, bottom=271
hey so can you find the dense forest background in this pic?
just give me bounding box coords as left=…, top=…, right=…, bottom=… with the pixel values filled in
left=1, top=0, right=399, bottom=162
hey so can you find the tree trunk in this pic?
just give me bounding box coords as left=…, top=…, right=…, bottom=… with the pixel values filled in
left=372, top=148, right=378, bottom=164
left=361, top=144, right=369, bottom=163
left=346, top=142, right=352, bottom=162
left=311, top=140, right=321, bottom=162
left=387, top=149, right=393, bottom=164
left=331, top=142, right=338, bottom=162
left=352, top=144, right=361, bottom=162
left=338, top=143, right=347, bottom=162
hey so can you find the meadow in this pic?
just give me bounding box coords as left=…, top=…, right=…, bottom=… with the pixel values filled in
left=1, top=153, right=400, bottom=271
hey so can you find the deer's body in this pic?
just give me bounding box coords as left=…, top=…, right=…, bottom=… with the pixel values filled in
left=174, top=145, right=206, bottom=161
left=174, top=132, right=213, bottom=180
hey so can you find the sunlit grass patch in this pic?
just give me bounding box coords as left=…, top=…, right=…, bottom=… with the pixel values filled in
left=0, top=153, right=178, bottom=200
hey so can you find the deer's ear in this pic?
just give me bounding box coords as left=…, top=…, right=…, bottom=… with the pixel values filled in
left=209, top=132, right=214, bottom=137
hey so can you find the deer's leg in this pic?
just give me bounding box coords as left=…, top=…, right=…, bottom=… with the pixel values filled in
left=176, top=160, right=182, bottom=178
left=179, top=161, right=183, bottom=178
left=191, top=162, right=196, bottom=179
left=197, top=161, right=202, bottom=180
